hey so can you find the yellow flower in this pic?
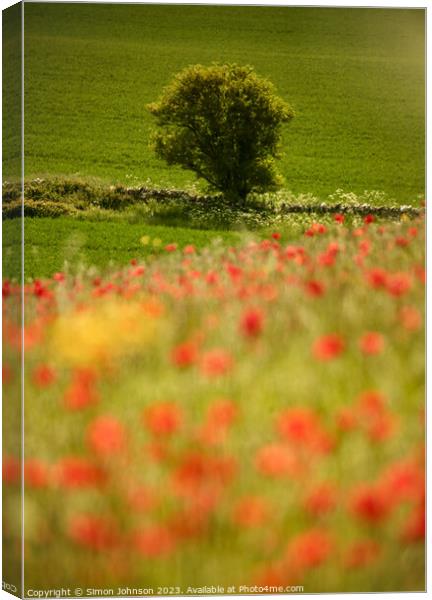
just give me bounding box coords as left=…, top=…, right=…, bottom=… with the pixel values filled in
left=49, top=298, right=162, bottom=367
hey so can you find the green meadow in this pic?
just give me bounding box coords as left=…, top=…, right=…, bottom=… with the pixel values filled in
left=23, top=4, right=425, bottom=203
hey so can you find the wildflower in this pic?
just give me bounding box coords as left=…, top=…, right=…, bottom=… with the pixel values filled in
left=133, top=525, right=176, bottom=558
left=32, top=364, right=57, bottom=388
left=2, top=280, right=11, bottom=298
left=200, top=349, right=233, bottom=377
left=183, top=244, right=196, bottom=254
left=87, top=416, right=126, bottom=456
left=365, top=268, right=387, bottom=289
left=225, top=262, right=243, bottom=281
left=401, top=502, right=425, bottom=542
left=64, top=368, right=99, bottom=411
left=143, top=402, right=182, bottom=436
left=287, top=529, right=333, bottom=569
left=276, top=408, right=333, bottom=454
left=305, top=224, right=326, bottom=237
left=386, top=272, right=412, bottom=297
left=171, top=341, right=199, bottom=368
left=395, top=236, right=409, bottom=247
left=54, top=457, right=106, bottom=488
left=207, top=399, right=238, bottom=428
left=349, top=483, right=391, bottom=523
left=304, top=280, right=325, bottom=297
left=364, top=214, right=375, bottom=224
left=3, top=456, right=20, bottom=485
left=399, top=306, right=422, bottom=331
left=276, top=408, right=320, bottom=444
left=380, top=459, right=424, bottom=504
left=344, top=540, right=381, bottom=568
left=69, top=514, right=119, bottom=550
left=255, top=444, right=300, bottom=478
left=357, top=390, right=387, bottom=416
left=240, top=307, right=264, bottom=338
left=313, top=334, right=345, bottom=361
left=197, top=399, right=238, bottom=446
left=172, top=451, right=236, bottom=497
left=334, top=213, right=345, bottom=223
left=53, top=272, right=65, bottom=282
left=271, top=232, right=281, bottom=240
left=25, top=459, right=49, bottom=488
left=359, top=331, right=385, bottom=355
left=303, top=482, right=337, bottom=516
left=232, top=496, right=269, bottom=528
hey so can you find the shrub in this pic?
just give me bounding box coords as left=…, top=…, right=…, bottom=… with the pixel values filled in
left=147, top=63, right=294, bottom=203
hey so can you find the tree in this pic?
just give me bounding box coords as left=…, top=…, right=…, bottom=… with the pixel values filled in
left=147, top=63, right=294, bottom=203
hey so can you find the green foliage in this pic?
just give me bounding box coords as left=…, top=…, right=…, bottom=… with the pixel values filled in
left=148, top=63, right=294, bottom=202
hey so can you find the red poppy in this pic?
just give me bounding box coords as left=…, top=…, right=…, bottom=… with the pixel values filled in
left=133, top=525, right=176, bottom=558
left=287, top=528, right=333, bottom=569
left=364, top=214, right=375, bottom=224
left=303, top=482, right=337, bottom=516
left=165, top=243, right=178, bottom=252
left=32, top=364, right=57, bottom=388
left=365, top=268, right=388, bottom=289
left=401, top=502, right=425, bottom=543
left=183, top=244, right=196, bottom=255
left=87, top=416, right=126, bottom=456
left=359, top=331, right=385, bottom=355
left=143, top=402, right=182, bottom=436
left=200, top=349, right=233, bottom=377
left=386, top=272, right=412, bottom=297
left=334, top=213, right=345, bottom=224
left=344, top=540, right=381, bottom=568
left=240, top=307, right=264, bottom=338
left=380, top=459, right=424, bottom=504
left=54, top=457, right=106, bottom=488
left=207, top=399, right=238, bottom=428
left=276, top=408, right=320, bottom=444
left=63, top=369, right=99, bottom=411
left=349, top=483, right=392, bottom=523
left=172, top=451, right=236, bottom=497
left=255, top=444, right=300, bottom=478
left=304, top=279, right=325, bottom=297
left=69, top=514, right=119, bottom=550
left=25, top=459, right=50, bottom=488
left=271, top=232, right=281, bottom=240
left=3, top=456, right=20, bottom=485
left=313, top=334, right=345, bottom=361
left=171, top=341, right=199, bottom=368
left=399, top=306, right=422, bottom=331
left=232, top=496, right=269, bottom=528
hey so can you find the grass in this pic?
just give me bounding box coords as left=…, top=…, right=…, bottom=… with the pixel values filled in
left=22, top=4, right=425, bottom=203
left=2, top=218, right=242, bottom=280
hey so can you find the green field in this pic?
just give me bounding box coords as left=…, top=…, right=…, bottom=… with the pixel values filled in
left=3, top=218, right=241, bottom=280
left=22, top=4, right=425, bottom=203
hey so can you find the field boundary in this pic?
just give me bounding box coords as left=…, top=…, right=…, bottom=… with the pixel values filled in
left=2, top=179, right=423, bottom=221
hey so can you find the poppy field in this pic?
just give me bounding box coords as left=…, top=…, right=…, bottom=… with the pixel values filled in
left=3, top=213, right=425, bottom=594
